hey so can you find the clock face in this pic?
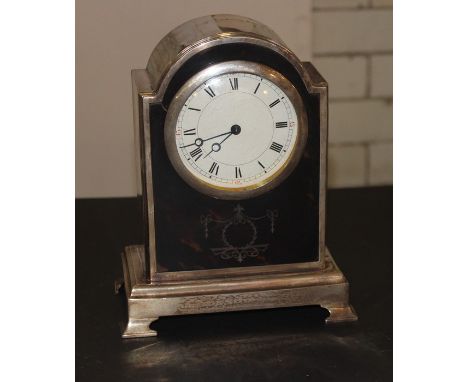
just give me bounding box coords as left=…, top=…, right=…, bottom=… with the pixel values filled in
left=165, top=61, right=308, bottom=199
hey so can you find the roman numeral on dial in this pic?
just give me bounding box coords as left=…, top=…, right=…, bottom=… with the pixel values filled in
left=269, top=99, right=280, bottom=108
left=183, top=128, right=196, bottom=135
left=275, top=122, right=288, bottom=128
left=190, top=147, right=203, bottom=161
left=235, top=166, right=242, bottom=178
left=208, top=162, right=219, bottom=175
left=204, top=86, right=215, bottom=98
left=270, top=142, right=284, bottom=153
left=229, top=78, right=238, bottom=90
left=253, top=83, right=260, bottom=94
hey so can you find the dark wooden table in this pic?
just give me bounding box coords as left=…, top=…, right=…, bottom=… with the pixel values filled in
left=76, top=186, right=392, bottom=381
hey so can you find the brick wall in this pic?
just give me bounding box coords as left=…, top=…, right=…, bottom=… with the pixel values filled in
left=76, top=1, right=391, bottom=197
left=312, top=0, right=393, bottom=188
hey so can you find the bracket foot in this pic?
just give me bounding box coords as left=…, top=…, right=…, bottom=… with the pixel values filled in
left=324, top=305, right=358, bottom=324
left=122, top=318, right=158, bottom=338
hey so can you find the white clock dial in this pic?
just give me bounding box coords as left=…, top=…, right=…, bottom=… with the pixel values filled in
left=174, top=72, right=299, bottom=189
left=165, top=61, right=308, bottom=199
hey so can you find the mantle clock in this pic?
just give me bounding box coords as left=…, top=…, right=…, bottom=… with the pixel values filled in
left=118, top=14, right=357, bottom=338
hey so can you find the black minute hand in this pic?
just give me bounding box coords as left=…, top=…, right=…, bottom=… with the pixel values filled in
left=204, top=131, right=231, bottom=142
left=179, top=131, right=231, bottom=149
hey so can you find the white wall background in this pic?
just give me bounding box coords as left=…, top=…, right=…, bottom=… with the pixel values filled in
left=76, top=0, right=392, bottom=197
left=76, top=0, right=313, bottom=198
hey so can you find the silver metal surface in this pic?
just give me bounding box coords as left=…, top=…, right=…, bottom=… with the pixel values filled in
left=131, top=63, right=328, bottom=284
left=164, top=60, right=308, bottom=200
left=131, top=17, right=330, bottom=278
left=302, top=62, right=329, bottom=265
left=145, top=15, right=316, bottom=100
left=131, top=70, right=158, bottom=281
left=120, top=245, right=357, bottom=338
left=125, top=15, right=350, bottom=327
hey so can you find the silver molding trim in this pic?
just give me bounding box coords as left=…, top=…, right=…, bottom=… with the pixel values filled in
left=132, top=16, right=330, bottom=280
left=145, top=14, right=314, bottom=100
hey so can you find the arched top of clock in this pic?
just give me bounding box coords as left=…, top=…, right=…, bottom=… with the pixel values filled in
left=146, top=14, right=318, bottom=101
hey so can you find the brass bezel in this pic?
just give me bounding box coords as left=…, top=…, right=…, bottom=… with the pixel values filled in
left=164, top=60, right=309, bottom=200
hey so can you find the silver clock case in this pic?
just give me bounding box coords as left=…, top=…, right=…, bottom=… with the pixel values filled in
left=131, top=15, right=329, bottom=280
left=121, top=15, right=357, bottom=338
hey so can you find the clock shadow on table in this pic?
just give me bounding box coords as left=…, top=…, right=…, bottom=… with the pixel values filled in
left=118, top=296, right=389, bottom=382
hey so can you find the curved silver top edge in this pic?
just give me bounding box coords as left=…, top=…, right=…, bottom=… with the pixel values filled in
left=146, top=14, right=315, bottom=99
